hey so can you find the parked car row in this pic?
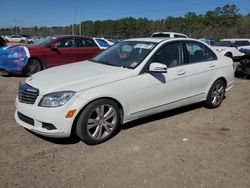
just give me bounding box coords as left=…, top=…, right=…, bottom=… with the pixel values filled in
left=4, top=35, right=28, bottom=43
left=1, top=32, right=250, bottom=76
left=0, top=35, right=116, bottom=75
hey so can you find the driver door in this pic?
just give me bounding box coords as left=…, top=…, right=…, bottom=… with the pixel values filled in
left=45, top=37, right=78, bottom=68
left=135, top=41, right=189, bottom=114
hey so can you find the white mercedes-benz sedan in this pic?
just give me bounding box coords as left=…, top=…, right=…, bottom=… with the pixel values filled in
left=15, top=38, right=234, bottom=145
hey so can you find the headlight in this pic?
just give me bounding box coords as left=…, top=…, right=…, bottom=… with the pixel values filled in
left=39, top=91, right=75, bottom=107
left=217, top=48, right=225, bottom=52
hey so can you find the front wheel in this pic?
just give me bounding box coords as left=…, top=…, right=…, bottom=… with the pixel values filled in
left=23, top=59, right=43, bottom=76
left=206, top=80, right=226, bottom=109
left=76, top=99, right=121, bottom=145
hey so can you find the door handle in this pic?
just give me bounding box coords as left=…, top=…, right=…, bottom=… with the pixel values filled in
left=177, top=70, right=186, bottom=75
left=209, top=63, right=215, bottom=68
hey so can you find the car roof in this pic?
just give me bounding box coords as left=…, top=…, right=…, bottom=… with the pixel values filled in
left=124, top=37, right=197, bottom=43
left=51, top=35, right=92, bottom=39
left=125, top=37, right=167, bottom=43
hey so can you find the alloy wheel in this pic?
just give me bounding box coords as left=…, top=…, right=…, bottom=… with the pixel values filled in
left=87, top=104, right=117, bottom=140
left=211, top=82, right=225, bottom=106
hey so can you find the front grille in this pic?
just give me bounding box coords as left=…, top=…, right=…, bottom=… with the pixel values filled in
left=17, top=112, right=34, bottom=126
left=18, top=83, right=39, bottom=104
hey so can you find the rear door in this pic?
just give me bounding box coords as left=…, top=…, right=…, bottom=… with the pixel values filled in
left=180, top=40, right=219, bottom=98
left=75, top=37, right=101, bottom=61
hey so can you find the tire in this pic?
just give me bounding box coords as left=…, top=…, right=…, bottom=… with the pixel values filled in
left=76, top=99, right=121, bottom=145
left=225, top=53, right=232, bottom=59
left=23, top=59, right=43, bottom=76
left=235, top=64, right=242, bottom=78
left=206, top=80, right=226, bottom=109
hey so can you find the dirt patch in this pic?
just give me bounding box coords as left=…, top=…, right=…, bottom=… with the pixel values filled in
left=0, top=75, right=250, bottom=188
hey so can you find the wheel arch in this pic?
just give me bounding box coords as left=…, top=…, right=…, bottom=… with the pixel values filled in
left=28, top=57, right=44, bottom=69
left=70, top=97, right=124, bottom=137
left=217, top=77, right=227, bottom=88
left=224, top=52, right=232, bottom=58
left=22, top=57, right=44, bottom=76
left=206, top=76, right=227, bottom=96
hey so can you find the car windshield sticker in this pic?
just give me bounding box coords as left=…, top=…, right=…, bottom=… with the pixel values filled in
left=134, top=43, right=154, bottom=49
left=130, top=62, right=138, bottom=67
left=122, top=45, right=133, bottom=53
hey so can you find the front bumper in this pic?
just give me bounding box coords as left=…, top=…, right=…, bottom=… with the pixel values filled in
left=15, top=95, right=87, bottom=138
left=0, top=67, right=22, bottom=75
left=0, top=58, right=26, bottom=74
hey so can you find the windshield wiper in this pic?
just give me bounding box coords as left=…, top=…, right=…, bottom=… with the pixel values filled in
left=105, top=63, right=130, bottom=69
left=91, top=59, right=131, bottom=69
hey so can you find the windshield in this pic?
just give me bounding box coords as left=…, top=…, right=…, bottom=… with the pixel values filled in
left=214, top=41, right=233, bottom=47
left=34, top=37, right=57, bottom=46
left=91, top=41, right=157, bottom=69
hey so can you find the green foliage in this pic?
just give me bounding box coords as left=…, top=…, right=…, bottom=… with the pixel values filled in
left=1, top=4, right=249, bottom=40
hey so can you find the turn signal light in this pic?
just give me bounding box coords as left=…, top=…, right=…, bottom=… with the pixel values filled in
left=66, top=109, right=76, bottom=118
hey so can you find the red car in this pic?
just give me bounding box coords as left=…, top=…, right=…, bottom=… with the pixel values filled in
left=0, top=36, right=102, bottom=75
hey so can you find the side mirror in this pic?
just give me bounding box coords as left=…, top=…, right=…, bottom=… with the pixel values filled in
left=149, top=62, right=167, bottom=73
left=49, top=44, right=57, bottom=49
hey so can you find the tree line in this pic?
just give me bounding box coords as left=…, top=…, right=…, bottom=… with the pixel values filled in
left=1, top=4, right=250, bottom=40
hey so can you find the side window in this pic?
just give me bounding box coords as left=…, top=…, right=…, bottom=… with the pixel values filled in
left=185, top=41, right=217, bottom=64
left=54, top=38, right=75, bottom=48
left=151, top=42, right=183, bottom=68
left=76, top=38, right=97, bottom=47
left=95, top=39, right=110, bottom=48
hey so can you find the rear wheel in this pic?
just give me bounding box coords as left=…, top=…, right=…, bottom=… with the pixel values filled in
left=23, top=59, right=43, bottom=76
left=76, top=99, right=121, bottom=145
left=206, top=80, right=226, bottom=108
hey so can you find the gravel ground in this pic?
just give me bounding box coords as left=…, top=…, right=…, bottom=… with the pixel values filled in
left=0, top=72, right=250, bottom=188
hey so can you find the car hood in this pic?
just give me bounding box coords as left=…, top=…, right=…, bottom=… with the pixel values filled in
left=26, top=61, right=134, bottom=95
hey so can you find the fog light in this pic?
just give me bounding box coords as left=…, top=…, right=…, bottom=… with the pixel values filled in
left=66, top=109, right=76, bottom=118
left=42, top=123, right=56, bottom=130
